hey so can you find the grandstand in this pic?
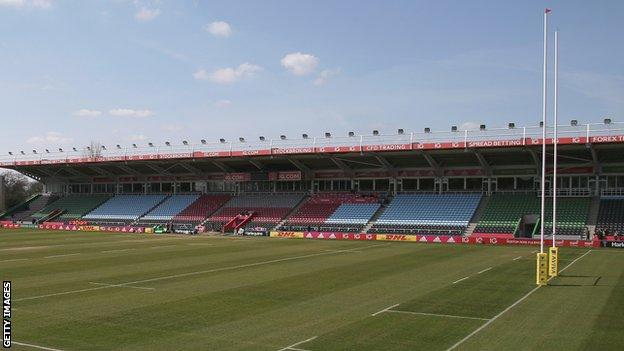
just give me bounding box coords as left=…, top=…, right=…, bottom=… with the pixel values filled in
left=0, top=121, right=623, bottom=239
left=596, top=197, right=624, bottom=236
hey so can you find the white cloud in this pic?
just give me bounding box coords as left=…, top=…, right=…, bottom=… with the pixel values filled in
left=26, top=131, right=72, bottom=144
left=214, top=99, right=232, bottom=108
left=206, top=21, right=232, bottom=37
left=0, top=0, right=51, bottom=9
left=0, top=0, right=25, bottom=7
left=196, top=63, right=261, bottom=84
left=281, top=52, right=319, bottom=76
left=128, top=134, right=147, bottom=141
left=193, top=69, right=210, bottom=80
left=109, top=108, right=154, bottom=118
left=73, top=109, right=102, bottom=117
left=313, top=68, right=341, bottom=86
left=135, top=7, right=160, bottom=21
left=31, top=0, right=51, bottom=8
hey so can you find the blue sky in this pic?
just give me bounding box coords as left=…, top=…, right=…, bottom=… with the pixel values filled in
left=0, top=0, right=622, bottom=153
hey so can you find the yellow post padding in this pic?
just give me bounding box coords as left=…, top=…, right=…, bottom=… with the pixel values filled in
left=536, top=253, right=548, bottom=285
left=548, top=246, right=559, bottom=277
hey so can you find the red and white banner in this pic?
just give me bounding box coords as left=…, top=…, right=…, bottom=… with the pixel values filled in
left=268, top=171, right=303, bottom=181
left=224, top=173, right=252, bottom=182
left=1, top=221, right=21, bottom=229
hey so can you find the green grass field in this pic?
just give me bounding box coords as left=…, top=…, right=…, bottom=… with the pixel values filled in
left=1, top=228, right=622, bottom=350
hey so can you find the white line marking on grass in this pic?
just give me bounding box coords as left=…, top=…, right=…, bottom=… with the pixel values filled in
left=513, top=256, right=522, bottom=261
left=531, top=250, right=538, bottom=253
left=0, top=258, right=29, bottom=263
left=89, top=282, right=154, bottom=291
left=277, top=336, right=317, bottom=351
left=323, top=249, right=362, bottom=253
left=446, top=249, right=592, bottom=351
left=16, top=243, right=387, bottom=302
left=101, top=248, right=136, bottom=253
left=12, top=341, right=64, bottom=351
left=372, top=303, right=400, bottom=316
left=148, top=245, right=179, bottom=249
left=478, top=267, right=492, bottom=274
left=386, top=309, right=491, bottom=321
left=43, top=253, right=81, bottom=259
left=452, top=276, right=470, bottom=284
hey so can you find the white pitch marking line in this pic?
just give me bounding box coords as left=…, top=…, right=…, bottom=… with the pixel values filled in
left=43, top=253, right=81, bottom=259
left=513, top=256, right=522, bottom=261
left=531, top=250, right=538, bottom=253
left=89, top=282, right=155, bottom=291
left=16, top=243, right=386, bottom=302
left=446, top=249, right=592, bottom=351
left=148, top=245, right=179, bottom=249
left=452, top=276, right=470, bottom=284
left=101, top=248, right=136, bottom=253
left=277, top=336, right=317, bottom=351
left=372, top=303, right=400, bottom=316
left=478, top=267, right=492, bottom=274
left=288, top=348, right=311, bottom=351
left=323, top=249, right=362, bottom=253
left=385, top=309, right=491, bottom=321
left=12, top=341, right=64, bottom=351
left=0, top=258, right=29, bottom=263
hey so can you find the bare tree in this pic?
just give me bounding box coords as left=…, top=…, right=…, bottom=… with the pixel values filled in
left=83, top=141, right=104, bottom=158
left=1, top=171, right=43, bottom=209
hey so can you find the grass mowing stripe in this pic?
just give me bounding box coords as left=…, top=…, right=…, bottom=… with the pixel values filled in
left=445, top=249, right=593, bottom=351
left=15, top=243, right=388, bottom=302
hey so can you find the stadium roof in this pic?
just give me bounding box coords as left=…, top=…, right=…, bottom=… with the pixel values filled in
left=2, top=122, right=624, bottom=181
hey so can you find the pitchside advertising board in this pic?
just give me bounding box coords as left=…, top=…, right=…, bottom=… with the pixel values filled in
left=603, top=241, right=624, bottom=248
left=270, top=231, right=600, bottom=247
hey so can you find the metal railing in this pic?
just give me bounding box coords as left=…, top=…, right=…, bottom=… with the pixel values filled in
left=2, top=121, right=623, bottom=166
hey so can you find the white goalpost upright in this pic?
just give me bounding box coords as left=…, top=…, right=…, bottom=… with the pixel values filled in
left=537, top=8, right=551, bottom=285
left=548, top=29, right=560, bottom=278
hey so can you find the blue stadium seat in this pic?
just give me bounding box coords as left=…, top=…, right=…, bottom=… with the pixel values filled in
left=325, top=203, right=380, bottom=225
left=83, top=195, right=168, bottom=221
left=141, top=194, right=200, bottom=221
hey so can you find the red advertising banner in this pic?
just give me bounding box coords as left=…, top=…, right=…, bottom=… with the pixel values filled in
left=230, top=149, right=272, bottom=157
left=1, top=221, right=21, bottom=229
left=224, top=173, right=252, bottom=182
left=271, top=147, right=316, bottom=155
left=362, top=143, right=411, bottom=152
left=269, top=171, right=303, bottom=181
